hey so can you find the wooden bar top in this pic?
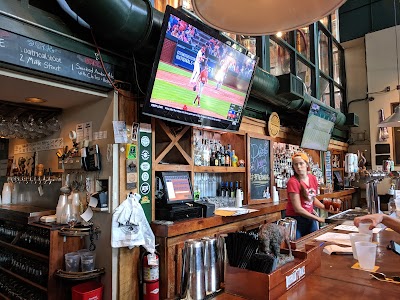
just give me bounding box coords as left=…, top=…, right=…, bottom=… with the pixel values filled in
left=151, top=201, right=287, bottom=238
left=216, top=222, right=400, bottom=299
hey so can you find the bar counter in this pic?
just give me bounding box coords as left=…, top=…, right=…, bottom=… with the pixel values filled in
left=216, top=223, right=400, bottom=299
left=152, top=201, right=288, bottom=299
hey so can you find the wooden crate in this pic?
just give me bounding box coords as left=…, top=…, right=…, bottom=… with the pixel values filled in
left=225, top=244, right=321, bottom=300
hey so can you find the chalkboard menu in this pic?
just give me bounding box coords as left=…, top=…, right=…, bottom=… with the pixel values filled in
left=247, top=134, right=271, bottom=203
left=0, top=29, right=113, bottom=88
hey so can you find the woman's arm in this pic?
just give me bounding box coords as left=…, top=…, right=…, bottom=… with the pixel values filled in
left=289, top=192, right=325, bottom=222
left=313, top=197, right=325, bottom=210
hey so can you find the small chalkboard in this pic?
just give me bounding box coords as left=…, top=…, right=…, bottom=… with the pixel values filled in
left=0, top=29, right=113, bottom=88
left=247, top=134, right=271, bottom=204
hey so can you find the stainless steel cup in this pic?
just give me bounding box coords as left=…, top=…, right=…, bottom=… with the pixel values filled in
left=180, top=239, right=206, bottom=300
left=202, top=237, right=221, bottom=294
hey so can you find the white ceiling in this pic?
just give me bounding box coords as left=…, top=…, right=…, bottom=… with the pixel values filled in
left=0, top=68, right=109, bottom=109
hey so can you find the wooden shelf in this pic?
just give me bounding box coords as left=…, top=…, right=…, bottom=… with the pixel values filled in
left=332, top=168, right=344, bottom=171
left=154, top=164, right=192, bottom=171
left=194, top=166, right=246, bottom=173
left=0, top=240, right=48, bottom=261
left=0, top=266, right=47, bottom=292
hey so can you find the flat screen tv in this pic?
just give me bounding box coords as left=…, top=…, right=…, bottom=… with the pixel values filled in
left=142, top=5, right=258, bottom=132
left=300, top=102, right=337, bottom=151
left=161, top=171, right=194, bottom=205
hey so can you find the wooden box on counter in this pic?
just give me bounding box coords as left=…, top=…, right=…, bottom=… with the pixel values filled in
left=225, top=244, right=321, bottom=300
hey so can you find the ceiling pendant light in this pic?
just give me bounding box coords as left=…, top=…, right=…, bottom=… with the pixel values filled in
left=378, top=0, right=400, bottom=127
left=191, top=0, right=347, bottom=36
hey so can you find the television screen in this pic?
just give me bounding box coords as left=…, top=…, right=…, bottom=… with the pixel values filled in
left=161, top=171, right=193, bottom=204
left=300, top=102, right=337, bottom=151
left=142, top=6, right=258, bottom=132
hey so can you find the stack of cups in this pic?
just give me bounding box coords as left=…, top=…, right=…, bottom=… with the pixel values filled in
left=2, top=183, right=11, bottom=205
left=78, top=249, right=96, bottom=272
left=65, top=252, right=80, bottom=272
left=56, top=194, right=68, bottom=224
left=349, top=233, right=371, bottom=259
left=355, top=241, right=377, bottom=271
left=358, top=221, right=373, bottom=241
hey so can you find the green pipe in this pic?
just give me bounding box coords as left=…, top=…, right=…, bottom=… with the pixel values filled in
left=65, top=0, right=346, bottom=127
left=65, top=0, right=163, bottom=52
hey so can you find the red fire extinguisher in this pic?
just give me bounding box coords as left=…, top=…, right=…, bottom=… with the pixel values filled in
left=141, top=250, right=159, bottom=300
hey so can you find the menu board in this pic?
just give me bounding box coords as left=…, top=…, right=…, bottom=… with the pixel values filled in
left=0, top=29, right=114, bottom=88
left=247, top=134, right=271, bottom=203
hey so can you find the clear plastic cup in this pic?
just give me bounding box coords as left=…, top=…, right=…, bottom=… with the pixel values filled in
left=81, top=254, right=95, bottom=272
left=358, top=221, right=373, bottom=241
left=355, top=241, right=377, bottom=270
left=65, top=252, right=80, bottom=272
left=349, top=233, right=371, bottom=259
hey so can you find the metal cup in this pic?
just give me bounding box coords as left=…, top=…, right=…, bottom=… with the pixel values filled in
left=180, top=239, right=206, bottom=300
left=202, top=237, right=221, bottom=294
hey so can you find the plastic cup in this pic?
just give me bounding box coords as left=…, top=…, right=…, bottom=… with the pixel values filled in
left=355, top=241, right=377, bottom=270
left=65, top=252, right=80, bottom=272
left=358, top=221, right=373, bottom=241
left=349, top=233, right=371, bottom=259
left=81, top=254, right=95, bottom=272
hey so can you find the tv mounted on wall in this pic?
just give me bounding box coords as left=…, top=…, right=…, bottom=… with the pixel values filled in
left=142, top=5, right=258, bottom=132
left=300, top=102, right=337, bottom=151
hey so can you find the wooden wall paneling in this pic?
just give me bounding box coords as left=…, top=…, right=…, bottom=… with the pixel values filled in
left=118, top=247, right=140, bottom=300
left=118, top=92, right=140, bottom=300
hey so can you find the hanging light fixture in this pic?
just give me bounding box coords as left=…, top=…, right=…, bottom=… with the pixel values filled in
left=378, top=0, right=400, bottom=127
left=191, top=0, right=347, bottom=36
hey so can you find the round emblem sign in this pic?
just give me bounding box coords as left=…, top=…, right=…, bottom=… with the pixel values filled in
left=140, top=162, right=150, bottom=171
left=140, top=182, right=150, bottom=195
left=141, top=150, right=150, bottom=160
left=268, top=112, right=280, bottom=138
left=141, top=136, right=150, bottom=147
left=142, top=172, right=149, bottom=181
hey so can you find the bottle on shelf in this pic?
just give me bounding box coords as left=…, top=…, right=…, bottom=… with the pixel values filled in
left=232, top=150, right=238, bottom=167
left=225, top=181, right=230, bottom=198
left=225, top=147, right=231, bottom=167
left=220, top=182, right=226, bottom=197
left=230, top=181, right=235, bottom=198
left=220, top=146, right=225, bottom=167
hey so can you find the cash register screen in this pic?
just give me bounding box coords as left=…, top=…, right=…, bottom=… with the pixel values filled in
left=162, top=172, right=194, bottom=204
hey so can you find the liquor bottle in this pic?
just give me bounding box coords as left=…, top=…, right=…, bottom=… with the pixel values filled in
left=220, top=146, right=225, bottom=166
left=225, top=181, right=230, bottom=198
left=225, top=147, right=231, bottom=167
left=210, top=141, right=216, bottom=166
left=220, top=182, right=226, bottom=197
left=214, top=142, right=219, bottom=166
left=230, top=181, right=235, bottom=198
left=231, top=150, right=238, bottom=167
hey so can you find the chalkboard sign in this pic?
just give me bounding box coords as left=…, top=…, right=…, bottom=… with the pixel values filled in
left=247, top=134, right=271, bottom=204
left=0, top=29, right=113, bottom=88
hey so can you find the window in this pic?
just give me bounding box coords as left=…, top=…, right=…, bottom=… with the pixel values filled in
left=319, top=76, right=331, bottom=105
left=297, top=59, right=312, bottom=94
left=269, top=40, right=291, bottom=76
left=319, top=30, right=330, bottom=75
left=334, top=85, right=343, bottom=112
left=296, top=27, right=310, bottom=60
left=333, top=42, right=343, bottom=85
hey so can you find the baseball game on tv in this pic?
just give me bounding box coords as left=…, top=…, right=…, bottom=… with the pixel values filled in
left=142, top=6, right=258, bottom=132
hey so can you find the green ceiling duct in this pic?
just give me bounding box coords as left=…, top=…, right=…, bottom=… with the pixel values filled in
left=64, top=0, right=347, bottom=128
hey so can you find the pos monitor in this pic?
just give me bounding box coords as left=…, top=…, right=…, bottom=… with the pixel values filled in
left=159, top=171, right=194, bottom=205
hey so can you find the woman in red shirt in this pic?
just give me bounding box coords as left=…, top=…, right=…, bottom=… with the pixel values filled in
left=286, top=152, right=326, bottom=239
